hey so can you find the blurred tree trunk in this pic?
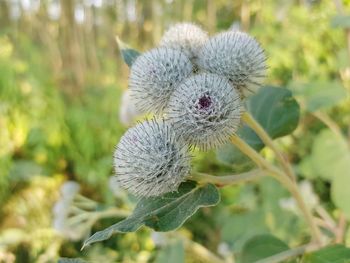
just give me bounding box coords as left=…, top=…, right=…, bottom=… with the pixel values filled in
left=60, top=0, right=85, bottom=94
left=183, top=0, right=194, bottom=21
left=240, top=0, right=251, bottom=31
left=207, top=0, right=216, bottom=33
left=0, top=1, right=10, bottom=27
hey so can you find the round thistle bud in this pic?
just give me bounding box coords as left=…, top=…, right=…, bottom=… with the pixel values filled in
left=129, top=47, right=193, bottom=114
left=197, top=31, right=266, bottom=96
left=114, top=119, right=191, bottom=197
left=166, top=73, right=242, bottom=150
left=160, top=23, right=209, bottom=60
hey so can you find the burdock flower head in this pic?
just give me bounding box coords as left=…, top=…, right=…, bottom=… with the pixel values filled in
left=166, top=73, right=242, bottom=150
left=160, top=23, right=209, bottom=60
left=114, top=119, right=191, bottom=197
left=197, top=31, right=266, bottom=96
left=129, top=47, right=193, bottom=114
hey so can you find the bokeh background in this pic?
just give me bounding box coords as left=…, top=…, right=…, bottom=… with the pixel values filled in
left=1, top=0, right=350, bottom=262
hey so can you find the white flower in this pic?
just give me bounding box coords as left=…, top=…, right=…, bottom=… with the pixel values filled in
left=119, top=89, right=141, bottom=126
left=129, top=47, right=193, bottom=114
left=217, top=242, right=231, bottom=257
left=197, top=31, right=266, bottom=96
left=279, top=180, right=319, bottom=214
left=60, top=181, right=80, bottom=201
left=151, top=232, right=168, bottom=247
left=160, top=23, right=208, bottom=60
left=52, top=181, right=86, bottom=240
left=166, top=73, right=242, bottom=150
left=114, top=119, right=191, bottom=197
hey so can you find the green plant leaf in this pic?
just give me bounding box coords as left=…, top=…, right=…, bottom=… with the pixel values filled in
left=331, top=15, right=350, bottom=28
left=217, top=86, right=300, bottom=170
left=303, top=245, right=350, bottom=263
left=241, top=234, right=292, bottom=263
left=116, top=36, right=141, bottom=67
left=310, top=129, right=350, bottom=181
left=290, top=81, right=347, bottom=112
left=82, top=182, right=220, bottom=248
left=58, top=258, right=86, bottom=263
left=155, top=240, right=185, bottom=263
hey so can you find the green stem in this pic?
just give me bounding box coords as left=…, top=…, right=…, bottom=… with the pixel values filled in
left=189, top=169, right=265, bottom=185
left=242, top=112, right=295, bottom=181
left=230, top=135, right=322, bottom=246
left=182, top=238, right=225, bottom=263
left=255, top=243, right=318, bottom=263
left=92, top=207, right=131, bottom=219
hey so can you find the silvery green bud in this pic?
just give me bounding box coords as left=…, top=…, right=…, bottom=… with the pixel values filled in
left=197, top=31, right=266, bottom=96
left=160, top=23, right=209, bottom=60
left=129, top=47, right=193, bottom=114
left=114, top=119, right=191, bottom=197
left=166, top=73, right=242, bottom=150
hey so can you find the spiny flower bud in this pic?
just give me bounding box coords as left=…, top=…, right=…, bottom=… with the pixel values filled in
left=114, top=119, right=191, bottom=197
left=129, top=47, right=193, bottom=114
left=166, top=73, right=242, bottom=150
left=197, top=31, right=266, bottom=96
left=160, top=23, right=209, bottom=60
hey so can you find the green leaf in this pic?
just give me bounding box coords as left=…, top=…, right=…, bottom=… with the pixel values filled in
left=83, top=182, right=220, bottom=248
left=290, top=81, right=347, bottom=112
left=241, top=235, right=291, bottom=263
left=9, top=160, right=43, bottom=182
left=116, top=36, right=141, bottom=67
left=332, top=170, right=350, bottom=219
left=331, top=15, right=350, bottom=28
left=58, top=258, right=86, bottom=263
left=217, top=86, right=300, bottom=170
left=303, top=245, right=350, bottom=263
left=155, top=240, right=185, bottom=263
left=221, top=210, right=269, bottom=252
left=310, top=129, right=350, bottom=181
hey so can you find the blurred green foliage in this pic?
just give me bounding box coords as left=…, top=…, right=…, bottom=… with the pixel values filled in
left=0, top=0, right=350, bottom=262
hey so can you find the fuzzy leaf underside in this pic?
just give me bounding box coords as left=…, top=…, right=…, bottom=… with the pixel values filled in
left=83, top=182, right=220, bottom=248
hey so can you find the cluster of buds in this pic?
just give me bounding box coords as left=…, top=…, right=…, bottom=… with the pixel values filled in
left=114, top=23, right=266, bottom=197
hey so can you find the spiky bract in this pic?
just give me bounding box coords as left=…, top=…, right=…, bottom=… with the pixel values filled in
left=160, top=23, right=209, bottom=60
left=129, top=47, right=193, bottom=114
left=197, top=31, right=266, bottom=96
left=167, top=73, right=242, bottom=150
left=114, top=119, right=191, bottom=197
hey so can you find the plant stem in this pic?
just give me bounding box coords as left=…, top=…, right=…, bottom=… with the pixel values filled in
left=230, top=135, right=322, bottom=246
left=92, top=207, right=131, bottom=219
left=183, top=238, right=225, bottom=263
left=255, top=243, right=318, bottom=263
left=242, top=112, right=295, bottom=181
left=189, top=169, right=265, bottom=185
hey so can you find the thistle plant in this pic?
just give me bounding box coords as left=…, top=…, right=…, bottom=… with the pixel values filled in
left=114, top=119, right=191, bottom=197
left=129, top=47, right=193, bottom=114
left=80, top=22, right=347, bottom=262
left=197, top=31, right=266, bottom=96
left=160, top=23, right=209, bottom=60
left=166, top=73, right=242, bottom=150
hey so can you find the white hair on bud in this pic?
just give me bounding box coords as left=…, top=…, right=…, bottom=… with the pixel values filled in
left=160, top=22, right=209, bottom=60
left=114, top=119, right=191, bottom=197
left=166, top=73, right=242, bottom=151
left=197, top=31, right=266, bottom=96
left=129, top=47, right=193, bottom=114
